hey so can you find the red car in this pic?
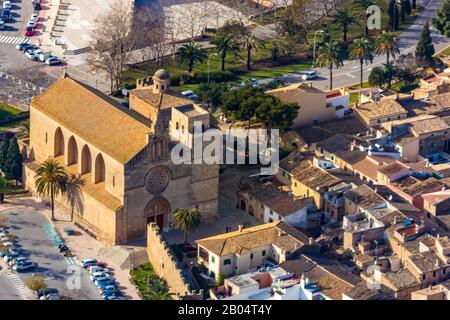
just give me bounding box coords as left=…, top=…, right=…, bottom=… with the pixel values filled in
left=24, top=27, right=34, bottom=37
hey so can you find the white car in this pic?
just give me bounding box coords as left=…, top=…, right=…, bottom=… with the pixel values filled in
left=30, top=13, right=39, bottom=22
left=3, top=1, right=11, bottom=9
left=89, top=266, right=110, bottom=275
left=90, top=272, right=110, bottom=282
left=302, top=70, right=317, bottom=80
left=25, top=51, right=38, bottom=60
left=27, top=20, right=37, bottom=28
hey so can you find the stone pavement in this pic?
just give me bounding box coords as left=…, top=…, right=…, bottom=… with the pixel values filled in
left=0, top=197, right=140, bottom=300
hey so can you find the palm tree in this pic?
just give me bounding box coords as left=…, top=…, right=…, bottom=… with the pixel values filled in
left=368, top=66, right=388, bottom=88
left=353, top=0, right=378, bottom=36
left=177, top=42, right=207, bottom=74
left=376, top=31, right=400, bottom=64
left=213, top=36, right=240, bottom=71
left=0, top=175, right=7, bottom=203
left=383, top=62, right=395, bottom=89
left=35, top=159, right=68, bottom=221
left=315, top=40, right=345, bottom=90
left=333, top=9, right=360, bottom=42
left=172, top=208, right=201, bottom=245
left=349, top=37, right=375, bottom=88
left=66, top=174, right=85, bottom=222
left=239, top=35, right=265, bottom=71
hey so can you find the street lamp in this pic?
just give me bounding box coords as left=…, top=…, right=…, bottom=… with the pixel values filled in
left=207, top=53, right=218, bottom=83
left=312, top=30, right=324, bottom=68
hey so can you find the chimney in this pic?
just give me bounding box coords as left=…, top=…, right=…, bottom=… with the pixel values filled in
left=442, top=187, right=446, bottom=192
left=394, top=216, right=398, bottom=225
left=238, top=225, right=244, bottom=232
left=435, top=259, right=440, bottom=268
left=309, top=237, right=314, bottom=245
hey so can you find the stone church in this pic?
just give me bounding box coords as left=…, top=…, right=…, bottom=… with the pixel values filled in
left=22, top=69, right=219, bottom=245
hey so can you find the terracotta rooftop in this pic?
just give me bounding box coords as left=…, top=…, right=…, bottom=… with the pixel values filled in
left=196, top=221, right=311, bottom=257
left=378, top=161, right=410, bottom=177
left=355, top=100, right=407, bottom=121
left=422, top=192, right=450, bottom=205
left=290, top=160, right=342, bottom=191
left=408, top=251, right=445, bottom=273
left=31, top=77, right=152, bottom=164
left=344, top=184, right=386, bottom=210
left=392, top=177, right=445, bottom=198
left=409, top=117, right=449, bottom=135
left=266, top=83, right=325, bottom=103
left=431, top=92, right=450, bottom=109
left=131, top=87, right=192, bottom=110
left=384, top=269, right=419, bottom=290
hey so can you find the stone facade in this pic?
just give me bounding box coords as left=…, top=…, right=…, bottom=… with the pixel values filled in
left=23, top=70, right=219, bottom=245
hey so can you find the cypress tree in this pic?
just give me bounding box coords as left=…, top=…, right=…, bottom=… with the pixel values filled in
left=389, top=0, right=400, bottom=31
left=0, top=138, right=10, bottom=172
left=415, top=21, right=435, bottom=67
left=400, top=1, right=407, bottom=23
left=4, top=137, right=22, bottom=184
left=404, top=0, right=412, bottom=15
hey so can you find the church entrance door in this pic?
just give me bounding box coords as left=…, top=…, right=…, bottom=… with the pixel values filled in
left=145, top=197, right=170, bottom=230
left=147, top=214, right=164, bottom=230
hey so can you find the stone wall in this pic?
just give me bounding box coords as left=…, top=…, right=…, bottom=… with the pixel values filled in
left=146, top=223, right=193, bottom=298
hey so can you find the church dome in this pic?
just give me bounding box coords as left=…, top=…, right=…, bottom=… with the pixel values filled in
left=153, top=69, right=170, bottom=80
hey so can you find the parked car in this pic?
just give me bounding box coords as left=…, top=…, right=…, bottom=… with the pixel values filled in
left=38, top=53, right=53, bottom=62
left=90, top=272, right=110, bottom=282
left=16, top=43, right=31, bottom=51
left=9, top=256, right=27, bottom=266
left=104, top=294, right=124, bottom=300
left=96, top=279, right=116, bottom=289
left=0, top=20, right=4, bottom=30
left=99, top=284, right=116, bottom=294
left=95, top=262, right=107, bottom=268
left=45, top=293, right=60, bottom=300
left=37, top=288, right=59, bottom=299
left=102, top=289, right=123, bottom=299
left=30, top=13, right=39, bottom=22
left=89, top=266, right=110, bottom=275
left=181, top=90, right=198, bottom=100
left=45, top=57, right=62, bottom=65
left=34, top=3, right=41, bottom=10
left=27, top=19, right=37, bottom=28
left=24, top=27, right=34, bottom=37
left=2, top=241, right=14, bottom=248
left=3, top=1, right=12, bottom=9
left=80, top=258, right=97, bottom=268
left=12, top=260, right=37, bottom=272
left=25, top=51, right=38, bottom=61
left=301, top=70, right=317, bottom=81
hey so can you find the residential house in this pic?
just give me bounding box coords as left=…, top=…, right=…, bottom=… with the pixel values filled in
left=196, top=221, right=317, bottom=279
left=323, top=183, right=355, bottom=222
left=354, top=100, right=408, bottom=127
left=343, top=184, right=387, bottom=216
left=266, top=83, right=339, bottom=128
left=376, top=161, right=411, bottom=186
left=360, top=88, right=398, bottom=104
left=423, top=191, right=450, bottom=216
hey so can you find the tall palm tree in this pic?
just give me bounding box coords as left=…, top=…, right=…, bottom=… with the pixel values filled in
left=66, top=174, right=85, bottom=222
left=333, top=9, right=360, bottom=42
left=172, top=208, right=201, bottom=245
left=375, top=31, right=400, bottom=64
left=239, top=34, right=265, bottom=71
left=177, top=42, right=207, bottom=74
left=35, top=159, right=68, bottom=221
left=315, top=40, right=345, bottom=90
left=213, top=36, right=240, bottom=71
left=349, top=37, right=375, bottom=88
left=0, top=175, right=7, bottom=203
left=353, top=0, right=378, bottom=36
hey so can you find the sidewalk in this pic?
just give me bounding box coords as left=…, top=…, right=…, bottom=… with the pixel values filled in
left=0, top=197, right=140, bottom=300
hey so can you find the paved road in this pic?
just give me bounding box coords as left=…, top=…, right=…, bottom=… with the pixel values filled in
left=312, top=0, right=450, bottom=91
left=0, top=208, right=101, bottom=300
left=0, top=274, right=23, bottom=300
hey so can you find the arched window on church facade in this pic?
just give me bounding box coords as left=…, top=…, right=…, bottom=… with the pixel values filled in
left=67, top=136, right=78, bottom=166
left=94, top=153, right=105, bottom=184
left=81, top=145, right=92, bottom=174
left=54, top=127, right=64, bottom=157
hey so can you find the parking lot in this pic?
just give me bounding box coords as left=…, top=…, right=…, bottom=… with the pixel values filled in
left=0, top=207, right=102, bottom=300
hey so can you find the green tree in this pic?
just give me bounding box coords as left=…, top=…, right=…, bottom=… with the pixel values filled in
left=0, top=138, right=10, bottom=172
left=315, top=40, right=345, bottom=90
left=172, top=208, right=201, bottom=245
left=198, top=82, right=226, bottom=111
left=213, top=36, right=240, bottom=71
left=333, top=9, right=360, bottom=42
left=0, top=175, right=7, bottom=203
left=400, top=0, right=407, bottom=23
left=349, top=37, right=375, bottom=88
left=383, top=62, right=395, bottom=89
left=239, top=34, right=265, bottom=70
left=66, top=174, right=85, bottom=222
left=432, top=0, right=450, bottom=37
left=216, top=272, right=227, bottom=286
left=376, top=31, right=400, bottom=64
left=368, top=66, right=388, bottom=88
left=415, top=21, right=435, bottom=67
left=35, top=159, right=68, bottom=221
left=389, top=0, right=400, bottom=31
left=256, top=99, right=298, bottom=131
left=177, top=42, right=207, bottom=74
left=25, top=275, right=47, bottom=295
left=4, top=137, right=22, bottom=184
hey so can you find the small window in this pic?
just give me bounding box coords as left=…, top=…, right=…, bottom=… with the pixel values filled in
left=45, top=132, right=48, bottom=143
left=112, top=176, right=115, bottom=187
left=282, top=171, right=286, bottom=177
left=224, top=259, right=231, bottom=265
left=431, top=142, right=435, bottom=149
left=250, top=253, right=254, bottom=260
left=397, top=116, right=401, bottom=120
left=433, top=271, right=436, bottom=277
left=262, top=250, right=266, bottom=257
left=422, top=274, right=426, bottom=280
left=444, top=268, right=446, bottom=274
left=211, top=256, right=215, bottom=264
